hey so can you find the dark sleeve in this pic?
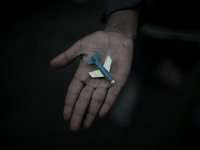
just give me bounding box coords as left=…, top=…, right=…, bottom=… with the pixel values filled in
left=101, top=0, right=142, bottom=23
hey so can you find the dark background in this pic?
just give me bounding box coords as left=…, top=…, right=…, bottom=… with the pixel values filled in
left=1, top=0, right=200, bottom=149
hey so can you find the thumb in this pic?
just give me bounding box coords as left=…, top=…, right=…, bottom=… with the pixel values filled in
left=50, top=40, right=81, bottom=69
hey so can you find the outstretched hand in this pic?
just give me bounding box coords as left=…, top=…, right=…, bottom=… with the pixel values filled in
left=50, top=31, right=133, bottom=131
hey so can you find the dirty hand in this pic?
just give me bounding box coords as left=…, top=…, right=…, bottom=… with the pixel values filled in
left=50, top=31, right=133, bottom=131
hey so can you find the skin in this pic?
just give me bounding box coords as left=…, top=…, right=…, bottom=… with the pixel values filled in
left=50, top=9, right=139, bottom=131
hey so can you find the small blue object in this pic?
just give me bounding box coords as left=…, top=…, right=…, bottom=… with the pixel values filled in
left=86, top=51, right=115, bottom=84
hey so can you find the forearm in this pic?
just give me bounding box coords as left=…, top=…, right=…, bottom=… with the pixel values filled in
left=104, top=9, right=139, bottom=40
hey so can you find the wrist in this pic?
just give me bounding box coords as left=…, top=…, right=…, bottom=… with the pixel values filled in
left=104, top=9, right=139, bottom=40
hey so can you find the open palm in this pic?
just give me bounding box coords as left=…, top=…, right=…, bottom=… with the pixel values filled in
left=50, top=31, right=134, bottom=131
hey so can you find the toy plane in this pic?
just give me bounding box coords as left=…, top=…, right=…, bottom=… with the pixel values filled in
left=86, top=51, right=115, bottom=84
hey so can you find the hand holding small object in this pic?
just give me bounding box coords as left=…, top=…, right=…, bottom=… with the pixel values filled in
left=50, top=9, right=138, bottom=131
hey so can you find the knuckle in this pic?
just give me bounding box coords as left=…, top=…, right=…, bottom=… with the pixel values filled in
left=67, top=89, right=79, bottom=96
left=79, top=96, right=90, bottom=103
left=92, top=98, right=103, bottom=104
left=64, top=102, right=73, bottom=107
left=73, top=111, right=84, bottom=117
left=87, top=111, right=96, bottom=117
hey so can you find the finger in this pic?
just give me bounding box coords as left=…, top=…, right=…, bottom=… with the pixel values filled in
left=50, top=40, right=81, bottom=69
left=83, top=87, right=107, bottom=129
left=99, top=85, right=122, bottom=117
left=70, top=85, right=94, bottom=131
left=63, top=77, right=85, bottom=121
